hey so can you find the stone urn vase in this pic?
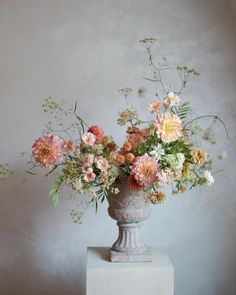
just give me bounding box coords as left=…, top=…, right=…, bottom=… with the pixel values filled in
left=108, top=184, right=152, bottom=262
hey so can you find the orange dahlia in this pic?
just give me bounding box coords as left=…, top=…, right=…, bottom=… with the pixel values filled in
left=127, top=174, right=144, bottom=191
left=88, top=125, right=104, bottom=144
left=32, top=135, right=63, bottom=168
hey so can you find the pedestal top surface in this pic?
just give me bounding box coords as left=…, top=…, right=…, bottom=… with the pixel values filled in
left=87, top=247, right=173, bottom=270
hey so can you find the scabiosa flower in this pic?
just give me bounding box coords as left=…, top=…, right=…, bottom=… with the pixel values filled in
left=149, top=101, right=162, bottom=113
left=131, top=155, right=159, bottom=186
left=192, top=148, right=208, bottom=165
left=127, top=174, right=144, bottom=191
left=164, top=92, right=180, bottom=107
left=83, top=167, right=96, bottom=182
left=81, top=132, right=96, bottom=146
left=88, top=125, right=104, bottom=144
left=95, top=156, right=110, bottom=172
left=63, top=140, right=75, bottom=153
left=149, top=191, right=166, bottom=204
left=155, top=113, right=183, bottom=143
left=32, top=135, right=63, bottom=168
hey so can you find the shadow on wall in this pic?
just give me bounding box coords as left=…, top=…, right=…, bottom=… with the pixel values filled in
left=0, top=166, right=86, bottom=295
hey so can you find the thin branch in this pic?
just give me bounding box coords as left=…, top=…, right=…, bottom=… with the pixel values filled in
left=184, top=115, right=230, bottom=140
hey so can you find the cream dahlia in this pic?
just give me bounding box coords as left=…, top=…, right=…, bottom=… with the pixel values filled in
left=155, top=113, right=183, bottom=143
left=32, top=135, right=63, bottom=168
left=88, top=125, right=104, bottom=144
left=131, top=155, right=159, bottom=186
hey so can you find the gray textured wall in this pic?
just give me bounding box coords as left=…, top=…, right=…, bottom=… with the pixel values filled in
left=0, top=0, right=236, bottom=294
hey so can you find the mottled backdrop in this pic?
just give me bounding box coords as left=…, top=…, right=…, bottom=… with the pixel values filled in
left=0, top=0, right=236, bottom=294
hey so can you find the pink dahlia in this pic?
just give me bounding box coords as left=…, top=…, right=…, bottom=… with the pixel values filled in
left=155, top=113, right=183, bottom=143
left=131, top=155, right=159, bottom=187
left=32, top=135, right=63, bottom=168
left=88, top=125, right=104, bottom=144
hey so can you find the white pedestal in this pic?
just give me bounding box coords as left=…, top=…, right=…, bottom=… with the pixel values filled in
left=86, top=247, right=174, bottom=295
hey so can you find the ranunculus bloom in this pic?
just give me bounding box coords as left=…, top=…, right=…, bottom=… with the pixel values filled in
left=155, top=113, right=183, bottom=143
left=126, top=126, right=141, bottom=134
left=125, top=153, right=136, bottom=163
left=123, top=141, right=132, bottom=152
left=32, top=135, right=63, bottom=168
left=128, top=133, right=144, bottom=149
left=81, top=132, right=96, bottom=146
left=63, top=140, right=75, bottom=153
left=114, top=154, right=126, bottom=165
left=88, top=125, right=104, bottom=144
left=131, top=155, right=159, bottom=186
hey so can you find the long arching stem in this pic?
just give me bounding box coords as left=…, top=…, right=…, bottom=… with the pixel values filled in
left=184, top=115, right=230, bottom=140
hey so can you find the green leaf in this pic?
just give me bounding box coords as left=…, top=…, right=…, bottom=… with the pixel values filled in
left=52, top=193, right=60, bottom=207
left=25, top=170, right=37, bottom=175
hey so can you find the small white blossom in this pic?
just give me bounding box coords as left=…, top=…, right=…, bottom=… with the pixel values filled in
left=219, top=150, right=228, bottom=160
left=165, top=153, right=185, bottom=171
left=149, top=144, right=165, bottom=161
left=204, top=170, right=214, bottom=186
left=164, top=92, right=180, bottom=107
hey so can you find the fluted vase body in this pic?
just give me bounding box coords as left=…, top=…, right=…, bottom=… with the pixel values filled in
left=108, top=184, right=152, bottom=262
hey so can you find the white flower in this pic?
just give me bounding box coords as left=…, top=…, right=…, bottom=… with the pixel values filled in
left=165, top=153, right=185, bottom=171
left=73, top=178, right=83, bottom=191
left=204, top=170, right=214, bottom=186
left=219, top=150, right=228, bottom=160
left=164, top=92, right=180, bottom=107
left=149, top=144, right=165, bottom=161
left=95, top=156, right=110, bottom=172
left=156, top=169, right=173, bottom=187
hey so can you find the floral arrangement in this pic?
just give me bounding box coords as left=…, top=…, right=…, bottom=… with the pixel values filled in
left=17, top=38, right=228, bottom=222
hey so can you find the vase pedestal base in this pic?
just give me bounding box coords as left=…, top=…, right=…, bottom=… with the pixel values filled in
left=110, top=248, right=152, bottom=262
left=87, top=247, right=174, bottom=295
